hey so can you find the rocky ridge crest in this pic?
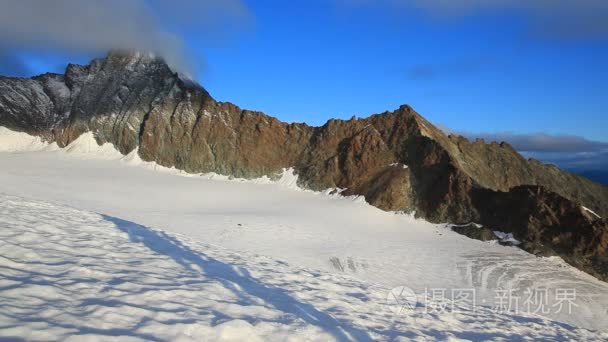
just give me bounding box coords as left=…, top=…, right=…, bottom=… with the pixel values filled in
left=1, top=51, right=607, bottom=279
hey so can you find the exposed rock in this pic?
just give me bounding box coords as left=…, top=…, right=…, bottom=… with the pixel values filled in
left=1, top=51, right=607, bottom=280
left=520, top=241, right=558, bottom=257
left=473, top=185, right=608, bottom=280
left=451, top=224, right=497, bottom=241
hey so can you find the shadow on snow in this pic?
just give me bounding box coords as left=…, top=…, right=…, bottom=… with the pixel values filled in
left=102, top=214, right=372, bottom=341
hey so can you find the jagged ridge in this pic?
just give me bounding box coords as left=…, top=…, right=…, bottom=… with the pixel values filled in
left=1, top=51, right=607, bottom=280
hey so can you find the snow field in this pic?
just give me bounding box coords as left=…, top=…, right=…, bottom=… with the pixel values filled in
left=1, top=195, right=606, bottom=341
left=1, top=127, right=608, bottom=339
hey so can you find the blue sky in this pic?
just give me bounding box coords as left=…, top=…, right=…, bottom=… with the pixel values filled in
left=200, top=0, right=608, bottom=141
left=0, top=1, right=606, bottom=160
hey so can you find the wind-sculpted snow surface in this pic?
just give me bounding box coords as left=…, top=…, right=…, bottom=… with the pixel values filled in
left=1, top=195, right=607, bottom=341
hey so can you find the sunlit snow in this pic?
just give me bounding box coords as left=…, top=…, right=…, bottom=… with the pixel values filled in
left=1, top=128, right=608, bottom=340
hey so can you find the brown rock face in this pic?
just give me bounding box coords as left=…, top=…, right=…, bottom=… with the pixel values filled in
left=473, top=186, right=608, bottom=280
left=1, top=51, right=607, bottom=280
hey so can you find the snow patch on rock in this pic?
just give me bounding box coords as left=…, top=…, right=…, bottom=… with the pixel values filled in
left=493, top=231, right=522, bottom=245
left=582, top=206, right=601, bottom=219
left=389, top=162, right=408, bottom=169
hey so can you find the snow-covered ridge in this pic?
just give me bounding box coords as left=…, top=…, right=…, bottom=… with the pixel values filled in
left=0, top=128, right=361, bottom=199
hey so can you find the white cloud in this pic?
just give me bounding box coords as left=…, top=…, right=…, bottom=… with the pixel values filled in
left=469, top=132, right=608, bottom=153
left=339, top=0, right=608, bottom=39
left=464, top=131, right=608, bottom=175
left=0, top=0, right=251, bottom=74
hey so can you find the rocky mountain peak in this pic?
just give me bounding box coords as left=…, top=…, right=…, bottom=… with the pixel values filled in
left=0, top=52, right=607, bottom=281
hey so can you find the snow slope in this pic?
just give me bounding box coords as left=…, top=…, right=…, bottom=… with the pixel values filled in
left=1, top=128, right=608, bottom=338
left=0, top=127, right=56, bottom=152
left=1, top=194, right=605, bottom=341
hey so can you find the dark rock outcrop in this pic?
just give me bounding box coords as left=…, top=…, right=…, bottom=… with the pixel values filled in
left=1, top=51, right=607, bottom=280
left=473, top=185, right=608, bottom=279
left=451, top=224, right=497, bottom=242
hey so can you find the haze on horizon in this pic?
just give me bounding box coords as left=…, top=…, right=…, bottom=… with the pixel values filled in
left=0, top=0, right=606, bottom=181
